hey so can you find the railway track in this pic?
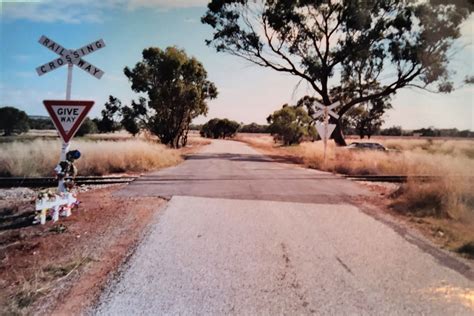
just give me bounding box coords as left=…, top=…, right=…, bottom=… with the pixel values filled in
left=343, top=175, right=439, bottom=183
left=0, top=175, right=450, bottom=188
left=0, top=176, right=137, bottom=188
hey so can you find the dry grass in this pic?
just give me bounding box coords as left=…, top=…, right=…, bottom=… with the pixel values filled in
left=5, top=257, right=93, bottom=314
left=0, top=139, right=182, bottom=177
left=237, top=134, right=474, bottom=175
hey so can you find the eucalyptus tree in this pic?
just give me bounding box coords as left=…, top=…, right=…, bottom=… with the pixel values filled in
left=202, top=0, right=472, bottom=145
left=124, top=47, right=218, bottom=148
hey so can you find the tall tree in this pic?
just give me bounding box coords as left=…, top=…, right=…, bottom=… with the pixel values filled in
left=202, top=0, right=472, bottom=145
left=0, top=107, right=29, bottom=136
left=124, top=47, right=218, bottom=148
left=344, top=99, right=391, bottom=138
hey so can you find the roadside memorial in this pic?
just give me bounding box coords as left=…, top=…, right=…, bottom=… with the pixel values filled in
left=312, top=101, right=340, bottom=163
left=34, top=35, right=105, bottom=224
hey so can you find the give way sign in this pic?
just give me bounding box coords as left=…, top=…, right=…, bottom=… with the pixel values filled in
left=43, top=100, right=94, bottom=143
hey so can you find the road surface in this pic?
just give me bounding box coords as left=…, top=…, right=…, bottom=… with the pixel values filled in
left=95, top=140, right=473, bottom=315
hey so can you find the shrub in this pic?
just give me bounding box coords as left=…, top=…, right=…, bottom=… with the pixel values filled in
left=240, top=123, right=268, bottom=133
left=75, top=117, right=98, bottom=137
left=200, top=118, right=240, bottom=139
left=0, top=107, right=29, bottom=136
left=267, top=105, right=316, bottom=145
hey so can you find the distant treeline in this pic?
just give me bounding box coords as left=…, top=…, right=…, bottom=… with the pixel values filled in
left=0, top=106, right=96, bottom=137
left=28, top=117, right=474, bottom=138
left=378, top=126, right=474, bottom=138
left=191, top=122, right=269, bottom=133
left=28, top=116, right=54, bottom=130
left=2, top=108, right=472, bottom=140
left=28, top=116, right=96, bottom=136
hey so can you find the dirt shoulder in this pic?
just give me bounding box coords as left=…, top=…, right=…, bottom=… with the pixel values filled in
left=0, top=186, right=167, bottom=315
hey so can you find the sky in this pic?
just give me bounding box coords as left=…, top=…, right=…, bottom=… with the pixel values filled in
left=0, top=0, right=473, bottom=130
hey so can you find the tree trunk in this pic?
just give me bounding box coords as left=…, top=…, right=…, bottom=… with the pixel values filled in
left=181, top=127, right=189, bottom=147
left=330, top=117, right=347, bottom=146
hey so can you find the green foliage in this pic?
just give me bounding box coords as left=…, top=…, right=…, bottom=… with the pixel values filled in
left=202, top=0, right=471, bottom=145
left=121, top=97, right=148, bottom=136
left=124, top=46, right=217, bottom=148
left=413, top=127, right=440, bottom=137
left=189, top=124, right=203, bottom=131
left=28, top=116, right=54, bottom=130
left=75, top=117, right=98, bottom=137
left=267, top=105, right=316, bottom=146
left=346, top=99, right=391, bottom=139
left=0, top=107, right=29, bottom=136
left=240, top=122, right=269, bottom=133
left=95, top=96, right=122, bottom=133
left=200, top=118, right=240, bottom=139
left=381, top=126, right=403, bottom=136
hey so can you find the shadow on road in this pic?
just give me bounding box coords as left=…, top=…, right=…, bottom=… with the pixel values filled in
left=184, top=153, right=304, bottom=165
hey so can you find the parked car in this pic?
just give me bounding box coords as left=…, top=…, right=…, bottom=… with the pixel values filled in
left=346, top=142, right=387, bottom=151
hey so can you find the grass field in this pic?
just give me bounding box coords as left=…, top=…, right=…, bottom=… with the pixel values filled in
left=0, top=131, right=209, bottom=177
left=237, top=133, right=474, bottom=254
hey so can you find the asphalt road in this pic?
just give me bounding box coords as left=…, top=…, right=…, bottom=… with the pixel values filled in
left=96, top=140, right=473, bottom=315
left=115, top=139, right=370, bottom=204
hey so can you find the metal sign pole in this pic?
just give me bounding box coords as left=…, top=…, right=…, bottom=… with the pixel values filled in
left=62, top=63, right=73, bottom=158
left=323, top=107, right=328, bottom=164
left=58, top=63, right=73, bottom=192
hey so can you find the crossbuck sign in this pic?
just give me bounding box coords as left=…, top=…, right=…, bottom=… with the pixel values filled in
left=36, top=35, right=105, bottom=79
left=312, top=100, right=340, bottom=162
left=36, top=35, right=106, bottom=192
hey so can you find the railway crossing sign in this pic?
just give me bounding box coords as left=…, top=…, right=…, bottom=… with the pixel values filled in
left=36, top=35, right=106, bottom=79
left=43, top=100, right=94, bottom=143
left=315, top=123, right=336, bottom=141
left=312, top=100, right=340, bottom=141
left=311, top=100, right=340, bottom=162
left=36, top=35, right=105, bottom=194
left=313, top=101, right=340, bottom=120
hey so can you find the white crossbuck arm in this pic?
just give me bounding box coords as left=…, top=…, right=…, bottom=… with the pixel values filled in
left=35, top=35, right=105, bottom=79
left=312, top=101, right=340, bottom=119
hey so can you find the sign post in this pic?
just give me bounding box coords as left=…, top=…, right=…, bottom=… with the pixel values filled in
left=36, top=35, right=105, bottom=194
left=313, top=101, right=340, bottom=163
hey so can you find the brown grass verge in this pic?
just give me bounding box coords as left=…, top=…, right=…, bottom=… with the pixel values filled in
left=0, top=134, right=210, bottom=177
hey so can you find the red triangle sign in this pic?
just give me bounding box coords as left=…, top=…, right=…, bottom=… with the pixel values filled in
left=43, top=100, right=94, bottom=143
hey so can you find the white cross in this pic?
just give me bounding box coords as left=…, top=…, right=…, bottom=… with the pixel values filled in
left=35, top=35, right=105, bottom=79
left=312, top=100, right=340, bottom=119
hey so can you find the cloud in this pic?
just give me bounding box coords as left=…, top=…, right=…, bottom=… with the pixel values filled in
left=1, top=1, right=107, bottom=23
left=127, top=0, right=208, bottom=10
left=1, top=0, right=208, bottom=23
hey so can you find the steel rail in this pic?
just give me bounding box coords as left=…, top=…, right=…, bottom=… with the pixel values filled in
left=0, top=176, right=137, bottom=188
left=0, top=175, right=467, bottom=188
